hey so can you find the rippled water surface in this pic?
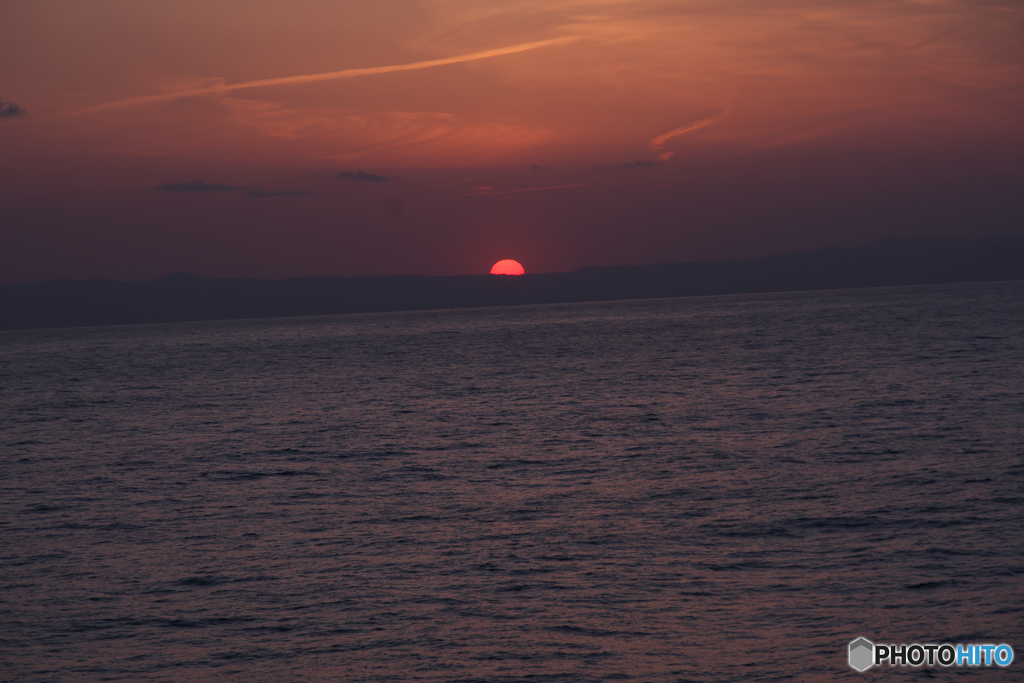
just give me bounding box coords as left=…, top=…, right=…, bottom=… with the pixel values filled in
left=2, top=282, right=1023, bottom=682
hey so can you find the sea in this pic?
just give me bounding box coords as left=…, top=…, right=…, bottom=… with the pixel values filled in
left=1, top=281, right=1022, bottom=682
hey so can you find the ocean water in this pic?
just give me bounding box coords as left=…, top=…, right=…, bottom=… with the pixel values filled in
left=1, top=281, right=1022, bottom=682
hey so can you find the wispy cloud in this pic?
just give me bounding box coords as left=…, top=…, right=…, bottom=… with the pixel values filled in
left=64, top=37, right=576, bottom=117
left=157, top=180, right=236, bottom=192
left=338, top=171, right=394, bottom=182
left=0, top=99, right=26, bottom=118
left=649, top=102, right=733, bottom=160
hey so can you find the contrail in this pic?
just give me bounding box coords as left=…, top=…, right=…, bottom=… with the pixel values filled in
left=65, top=37, right=576, bottom=117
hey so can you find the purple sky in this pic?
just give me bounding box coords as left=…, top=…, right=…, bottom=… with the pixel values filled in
left=2, top=0, right=1022, bottom=282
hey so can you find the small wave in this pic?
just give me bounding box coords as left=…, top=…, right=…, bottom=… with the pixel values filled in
left=906, top=580, right=953, bottom=591
left=175, top=575, right=228, bottom=587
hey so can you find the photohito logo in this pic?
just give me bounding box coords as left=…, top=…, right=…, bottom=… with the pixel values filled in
left=848, top=637, right=1014, bottom=671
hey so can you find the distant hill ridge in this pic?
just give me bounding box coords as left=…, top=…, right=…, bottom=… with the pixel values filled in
left=2, top=234, right=1023, bottom=331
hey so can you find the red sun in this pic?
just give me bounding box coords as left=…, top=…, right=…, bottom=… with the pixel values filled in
left=490, top=259, right=525, bottom=275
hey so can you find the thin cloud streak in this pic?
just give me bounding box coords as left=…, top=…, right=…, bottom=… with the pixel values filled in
left=338, top=171, right=395, bottom=182
left=649, top=102, right=733, bottom=159
left=63, top=37, right=577, bottom=117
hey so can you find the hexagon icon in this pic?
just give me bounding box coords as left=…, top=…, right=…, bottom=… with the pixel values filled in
left=849, top=637, right=874, bottom=671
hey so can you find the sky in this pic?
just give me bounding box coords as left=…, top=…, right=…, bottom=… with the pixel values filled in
left=1, top=0, right=1022, bottom=283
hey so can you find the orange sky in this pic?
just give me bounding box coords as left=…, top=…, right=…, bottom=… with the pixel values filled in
left=1, top=0, right=1022, bottom=282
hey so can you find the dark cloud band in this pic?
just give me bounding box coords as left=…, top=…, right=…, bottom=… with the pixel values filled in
left=0, top=100, right=26, bottom=118
left=337, top=171, right=394, bottom=182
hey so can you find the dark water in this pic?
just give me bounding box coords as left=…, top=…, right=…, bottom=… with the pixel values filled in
left=1, top=282, right=1022, bottom=682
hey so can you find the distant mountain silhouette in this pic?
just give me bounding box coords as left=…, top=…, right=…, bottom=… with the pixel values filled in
left=2, top=234, right=1023, bottom=331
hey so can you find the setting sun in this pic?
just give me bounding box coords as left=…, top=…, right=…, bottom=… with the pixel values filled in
left=490, top=259, right=525, bottom=275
